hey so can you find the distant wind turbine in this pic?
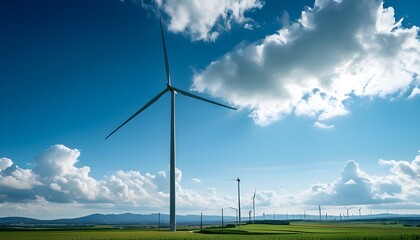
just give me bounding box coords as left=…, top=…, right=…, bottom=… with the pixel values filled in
left=345, top=206, right=353, bottom=221
left=230, top=207, right=238, bottom=226
left=319, top=205, right=322, bottom=221
left=226, top=178, right=241, bottom=226
left=105, top=19, right=236, bottom=232
left=359, top=207, right=362, bottom=219
left=221, top=208, right=224, bottom=227
left=252, top=189, right=256, bottom=222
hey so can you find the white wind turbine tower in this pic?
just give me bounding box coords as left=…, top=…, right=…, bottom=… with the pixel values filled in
left=252, top=189, right=256, bottom=222
left=106, top=19, right=236, bottom=232
left=230, top=207, right=238, bottom=226
left=226, top=178, right=241, bottom=226
left=318, top=205, right=322, bottom=221
left=345, top=206, right=353, bottom=221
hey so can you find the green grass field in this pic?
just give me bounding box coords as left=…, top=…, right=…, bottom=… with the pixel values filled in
left=0, top=222, right=419, bottom=240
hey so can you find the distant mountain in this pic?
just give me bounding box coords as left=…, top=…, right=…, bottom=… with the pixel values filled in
left=0, top=217, right=45, bottom=225
left=0, top=213, right=418, bottom=226
left=0, top=213, right=235, bottom=226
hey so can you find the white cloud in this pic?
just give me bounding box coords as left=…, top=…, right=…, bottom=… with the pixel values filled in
left=377, top=154, right=420, bottom=202
left=305, top=160, right=375, bottom=205
left=314, top=121, right=334, bottom=129
left=192, top=0, right=420, bottom=126
left=135, top=0, right=263, bottom=42
left=244, top=23, right=253, bottom=30
left=162, top=0, right=263, bottom=41
left=30, top=145, right=104, bottom=203
left=408, top=87, right=420, bottom=99
left=304, top=152, right=420, bottom=206
left=33, top=144, right=81, bottom=178
left=253, top=190, right=289, bottom=208
left=192, top=178, right=201, bottom=184
left=344, top=179, right=356, bottom=185
left=0, top=158, right=13, bottom=171
left=0, top=145, right=235, bottom=213
left=0, top=157, right=41, bottom=192
left=1, top=145, right=420, bottom=217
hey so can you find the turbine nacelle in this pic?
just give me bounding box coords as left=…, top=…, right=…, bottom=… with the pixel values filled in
left=167, top=85, right=177, bottom=94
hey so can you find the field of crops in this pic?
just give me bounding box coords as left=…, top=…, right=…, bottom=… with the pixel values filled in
left=0, top=222, right=419, bottom=240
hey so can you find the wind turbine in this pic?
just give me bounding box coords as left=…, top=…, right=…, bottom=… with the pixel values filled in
left=105, top=19, right=236, bottom=232
left=318, top=205, right=322, bottom=221
left=359, top=207, right=362, bottom=219
left=345, top=206, right=353, bottom=221
left=226, top=178, right=241, bottom=226
left=252, top=189, right=256, bottom=222
left=221, top=208, right=224, bottom=227
left=230, top=207, right=238, bottom=226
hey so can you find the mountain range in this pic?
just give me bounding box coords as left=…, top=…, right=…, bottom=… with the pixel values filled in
left=0, top=213, right=418, bottom=226
left=0, top=213, right=232, bottom=226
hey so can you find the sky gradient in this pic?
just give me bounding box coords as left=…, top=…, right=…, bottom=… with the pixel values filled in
left=0, top=0, right=419, bottom=219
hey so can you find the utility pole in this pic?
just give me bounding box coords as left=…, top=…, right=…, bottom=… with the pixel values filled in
left=158, top=212, right=161, bottom=231
left=200, top=212, right=203, bottom=230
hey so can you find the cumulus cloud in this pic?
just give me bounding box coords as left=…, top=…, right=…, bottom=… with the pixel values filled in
left=377, top=154, right=420, bottom=202
left=305, top=160, right=375, bottom=205
left=0, top=144, right=235, bottom=212
left=0, top=158, right=13, bottom=171
left=305, top=152, right=420, bottom=206
left=2, top=145, right=419, bottom=217
left=0, top=157, right=41, bottom=195
left=162, top=0, right=263, bottom=41
left=192, top=0, right=420, bottom=126
left=133, top=0, right=263, bottom=41
left=253, top=190, right=290, bottom=208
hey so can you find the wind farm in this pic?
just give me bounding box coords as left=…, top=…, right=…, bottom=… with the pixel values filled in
left=2, top=0, right=420, bottom=239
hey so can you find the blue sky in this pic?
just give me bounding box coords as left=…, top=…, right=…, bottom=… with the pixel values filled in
left=0, top=0, right=419, bottom=219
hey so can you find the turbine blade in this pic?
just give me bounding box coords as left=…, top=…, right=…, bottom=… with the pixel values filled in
left=160, top=18, right=171, bottom=85
left=105, top=87, right=169, bottom=140
left=172, top=87, right=237, bottom=110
